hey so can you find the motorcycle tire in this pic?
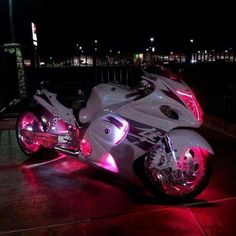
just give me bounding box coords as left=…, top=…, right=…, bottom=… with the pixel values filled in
left=143, top=146, right=212, bottom=202
left=16, top=111, right=45, bottom=158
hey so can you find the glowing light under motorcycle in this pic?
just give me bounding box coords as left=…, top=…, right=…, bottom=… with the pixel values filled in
left=99, top=153, right=119, bottom=173
left=177, top=90, right=203, bottom=122
left=80, top=139, right=92, bottom=157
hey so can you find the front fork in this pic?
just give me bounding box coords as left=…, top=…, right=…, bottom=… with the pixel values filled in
left=160, top=134, right=178, bottom=171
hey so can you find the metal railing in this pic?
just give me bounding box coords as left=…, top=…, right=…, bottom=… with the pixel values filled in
left=1, top=50, right=235, bottom=121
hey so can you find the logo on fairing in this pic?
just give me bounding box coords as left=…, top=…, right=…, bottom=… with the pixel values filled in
left=128, top=127, right=162, bottom=145
left=123, top=117, right=165, bottom=151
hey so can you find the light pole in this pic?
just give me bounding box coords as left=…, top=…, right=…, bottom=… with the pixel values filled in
left=93, top=40, right=98, bottom=66
left=76, top=44, right=83, bottom=66
left=9, top=0, right=15, bottom=43
left=149, top=37, right=155, bottom=62
left=186, top=38, right=194, bottom=64
left=4, top=0, right=27, bottom=99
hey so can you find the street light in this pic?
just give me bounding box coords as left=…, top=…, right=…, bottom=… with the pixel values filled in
left=93, top=40, right=98, bottom=67
left=76, top=44, right=83, bottom=66
left=149, top=37, right=155, bottom=61
left=9, top=0, right=15, bottom=42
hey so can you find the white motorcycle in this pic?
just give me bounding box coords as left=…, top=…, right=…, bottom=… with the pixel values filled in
left=16, top=65, right=213, bottom=201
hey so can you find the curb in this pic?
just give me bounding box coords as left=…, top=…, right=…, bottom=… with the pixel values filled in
left=0, top=118, right=17, bottom=130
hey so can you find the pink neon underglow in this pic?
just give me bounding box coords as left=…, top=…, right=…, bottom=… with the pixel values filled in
left=80, top=139, right=92, bottom=157
left=99, top=153, right=119, bottom=173
left=177, top=90, right=203, bottom=122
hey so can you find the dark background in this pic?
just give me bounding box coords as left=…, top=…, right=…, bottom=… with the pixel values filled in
left=1, top=0, right=236, bottom=52
left=0, top=0, right=236, bottom=122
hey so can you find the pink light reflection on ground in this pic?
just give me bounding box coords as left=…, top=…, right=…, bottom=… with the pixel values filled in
left=97, top=153, right=119, bottom=173
left=53, top=157, right=88, bottom=173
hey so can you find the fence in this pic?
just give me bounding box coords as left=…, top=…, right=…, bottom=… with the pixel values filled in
left=0, top=52, right=235, bottom=121
left=25, top=65, right=142, bottom=97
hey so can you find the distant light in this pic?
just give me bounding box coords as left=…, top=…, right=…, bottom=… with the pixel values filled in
left=212, top=50, right=215, bottom=52
left=94, top=40, right=98, bottom=44
left=110, top=49, right=112, bottom=53
left=150, top=37, right=154, bottom=42
left=95, top=47, right=97, bottom=51
left=225, top=50, right=228, bottom=53
left=152, top=47, right=155, bottom=52
left=76, top=44, right=79, bottom=47
left=197, top=51, right=201, bottom=53
left=204, top=50, right=207, bottom=54
left=24, top=60, right=31, bottom=66
left=170, top=51, right=173, bottom=54
left=49, top=57, right=52, bottom=60
left=118, top=51, right=120, bottom=54
left=40, top=62, right=45, bottom=66
left=31, top=22, right=38, bottom=46
left=190, top=39, right=194, bottom=43
left=79, top=46, right=82, bottom=50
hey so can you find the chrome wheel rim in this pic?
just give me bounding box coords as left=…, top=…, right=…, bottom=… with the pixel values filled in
left=17, top=112, right=41, bottom=154
left=145, top=147, right=208, bottom=197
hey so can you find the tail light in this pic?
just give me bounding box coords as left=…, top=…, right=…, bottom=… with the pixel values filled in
left=176, top=90, right=203, bottom=122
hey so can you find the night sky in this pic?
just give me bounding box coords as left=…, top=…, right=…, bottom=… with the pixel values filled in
left=0, top=0, right=235, bottom=53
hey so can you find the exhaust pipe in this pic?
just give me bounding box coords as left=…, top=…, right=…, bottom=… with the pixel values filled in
left=54, top=146, right=80, bottom=157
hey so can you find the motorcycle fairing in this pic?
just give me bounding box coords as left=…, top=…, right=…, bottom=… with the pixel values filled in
left=79, top=83, right=140, bottom=123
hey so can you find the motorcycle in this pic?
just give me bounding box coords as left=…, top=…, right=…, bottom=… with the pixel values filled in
left=16, top=65, right=213, bottom=201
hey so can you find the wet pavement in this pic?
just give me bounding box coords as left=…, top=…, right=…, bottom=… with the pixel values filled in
left=0, top=125, right=236, bottom=235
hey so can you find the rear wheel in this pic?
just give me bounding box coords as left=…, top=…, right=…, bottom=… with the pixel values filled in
left=144, top=146, right=212, bottom=202
left=16, top=112, right=42, bottom=157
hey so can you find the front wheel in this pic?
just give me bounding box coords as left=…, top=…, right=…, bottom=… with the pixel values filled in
left=144, top=146, right=212, bottom=202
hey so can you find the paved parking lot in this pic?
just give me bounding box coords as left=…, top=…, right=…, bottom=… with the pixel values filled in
left=0, top=124, right=236, bottom=235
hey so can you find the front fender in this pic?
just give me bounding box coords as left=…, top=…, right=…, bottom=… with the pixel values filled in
left=168, top=129, right=214, bottom=156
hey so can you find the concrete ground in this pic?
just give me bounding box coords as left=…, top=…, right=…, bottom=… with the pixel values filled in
left=0, top=119, right=236, bottom=235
